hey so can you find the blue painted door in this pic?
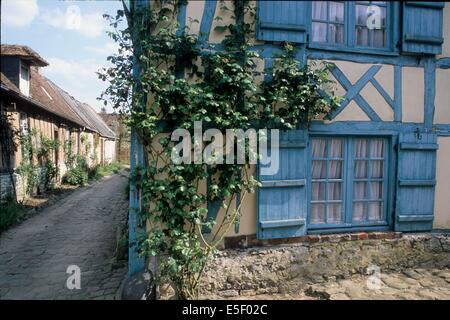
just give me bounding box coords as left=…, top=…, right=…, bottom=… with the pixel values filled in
left=395, top=132, right=438, bottom=232
left=257, top=130, right=308, bottom=239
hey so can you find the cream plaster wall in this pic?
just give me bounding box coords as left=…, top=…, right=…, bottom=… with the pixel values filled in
left=360, top=82, right=394, bottom=121
left=186, top=0, right=205, bottom=36
left=434, top=137, right=450, bottom=229
left=434, top=69, right=450, bottom=124
left=402, top=67, right=424, bottom=123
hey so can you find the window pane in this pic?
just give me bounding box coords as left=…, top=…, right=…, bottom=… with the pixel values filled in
left=329, top=24, right=344, bottom=44
left=370, top=139, right=385, bottom=157
left=312, top=138, right=327, bottom=157
left=312, top=160, right=327, bottom=179
left=328, top=182, right=342, bottom=200
left=313, top=1, right=328, bottom=20
left=20, top=66, right=29, bottom=80
left=369, top=182, right=383, bottom=199
left=354, top=139, right=368, bottom=158
left=328, top=160, right=343, bottom=178
left=379, top=6, right=386, bottom=27
left=329, top=138, right=343, bottom=157
left=312, top=182, right=326, bottom=201
left=370, top=160, right=384, bottom=178
left=329, top=2, right=344, bottom=23
left=352, top=202, right=365, bottom=221
left=328, top=203, right=342, bottom=223
left=353, top=182, right=368, bottom=200
left=311, top=203, right=326, bottom=223
left=368, top=202, right=383, bottom=220
left=373, top=29, right=386, bottom=48
left=356, top=26, right=370, bottom=46
left=355, top=160, right=368, bottom=178
left=356, top=4, right=368, bottom=25
left=312, top=22, right=327, bottom=43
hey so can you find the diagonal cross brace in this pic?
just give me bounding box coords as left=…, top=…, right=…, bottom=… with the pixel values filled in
left=327, top=64, right=382, bottom=121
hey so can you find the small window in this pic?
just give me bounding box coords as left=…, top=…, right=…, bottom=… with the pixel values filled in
left=19, top=63, right=30, bottom=97
left=312, top=1, right=345, bottom=45
left=311, top=1, right=392, bottom=52
left=19, top=113, right=28, bottom=134
left=309, top=136, right=389, bottom=228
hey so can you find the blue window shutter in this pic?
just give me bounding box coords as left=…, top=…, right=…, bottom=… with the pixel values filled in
left=395, top=132, right=438, bottom=232
left=256, top=1, right=310, bottom=43
left=203, top=176, right=222, bottom=233
left=257, top=130, right=308, bottom=239
left=402, top=2, right=445, bottom=55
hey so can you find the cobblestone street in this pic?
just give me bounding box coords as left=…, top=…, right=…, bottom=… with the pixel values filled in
left=0, top=173, right=129, bottom=300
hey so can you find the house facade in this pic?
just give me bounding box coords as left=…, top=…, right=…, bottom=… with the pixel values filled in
left=99, top=112, right=131, bottom=164
left=0, top=45, right=116, bottom=202
left=126, top=0, right=450, bottom=273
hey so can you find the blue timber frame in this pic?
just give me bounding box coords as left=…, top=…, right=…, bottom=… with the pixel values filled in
left=126, top=0, right=449, bottom=254
left=127, top=0, right=148, bottom=276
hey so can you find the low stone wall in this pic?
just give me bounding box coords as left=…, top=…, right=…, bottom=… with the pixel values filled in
left=199, top=233, right=450, bottom=298
left=0, top=172, right=25, bottom=202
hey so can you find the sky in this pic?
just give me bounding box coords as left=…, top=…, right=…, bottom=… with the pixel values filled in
left=1, top=0, right=127, bottom=113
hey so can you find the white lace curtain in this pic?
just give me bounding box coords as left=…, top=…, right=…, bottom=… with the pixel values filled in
left=311, top=138, right=385, bottom=224
left=353, top=138, right=384, bottom=221
left=311, top=138, right=343, bottom=224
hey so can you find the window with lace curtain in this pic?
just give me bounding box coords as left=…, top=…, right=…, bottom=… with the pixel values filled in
left=311, top=1, right=391, bottom=51
left=310, top=136, right=389, bottom=227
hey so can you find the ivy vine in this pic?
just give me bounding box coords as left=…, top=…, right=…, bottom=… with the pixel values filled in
left=100, top=0, right=341, bottom=299
left=18, top=129, right=58, bottom=194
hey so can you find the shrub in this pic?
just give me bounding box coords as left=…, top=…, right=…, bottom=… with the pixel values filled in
left=0, top=199, right=24, bottom=232
left=63, top=166, right=88, bottom=186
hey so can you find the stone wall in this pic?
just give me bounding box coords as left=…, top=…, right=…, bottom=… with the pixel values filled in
left=199, top=233, right=450, bottom=298
left=0, top=172, right=25, bottom=202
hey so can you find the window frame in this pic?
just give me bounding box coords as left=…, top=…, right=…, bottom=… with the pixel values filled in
left=19, top=60, right=30, bottom=97
left=19, top=112, right=28, bottom=134
left=308, top=1, right=400, bottom=56
left=307, top=135, right=392, bottom=230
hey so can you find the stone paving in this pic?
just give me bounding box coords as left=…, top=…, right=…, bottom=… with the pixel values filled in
left=219, top=268, right=450, bottom=300
left=0, top=173, right=129, bottom=300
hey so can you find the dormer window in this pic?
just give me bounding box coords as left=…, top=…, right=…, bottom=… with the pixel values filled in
left=19, top=62, right=30, bottom=97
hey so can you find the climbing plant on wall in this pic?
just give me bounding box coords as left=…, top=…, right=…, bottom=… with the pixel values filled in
left=99, top=0, right=341, bottom=299
left=18, top=129, right=58, bottom=194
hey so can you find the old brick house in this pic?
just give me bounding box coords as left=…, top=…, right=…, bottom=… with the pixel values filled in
left=99, top=112, right=130, bottom=164
left=0, top=44, right=116, bottom=201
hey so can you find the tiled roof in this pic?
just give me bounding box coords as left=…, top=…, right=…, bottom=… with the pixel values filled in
left=1, top=44, right=49, bottom=67
left=0, top=72, right=20, bottom=93
left=1, top=45, right=114, bottom=139
left=53, top=85, right=115, bottom=139
left=29, top=68, right=87, bottom=127
left=81, top=103, right=116, bottom=139
left=1, top=69, right=86, bottom=127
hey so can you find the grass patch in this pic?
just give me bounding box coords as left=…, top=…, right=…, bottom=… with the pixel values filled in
left=0, top=200, right=24, bottom=232
left=90, top=162, right=123, bottom=180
